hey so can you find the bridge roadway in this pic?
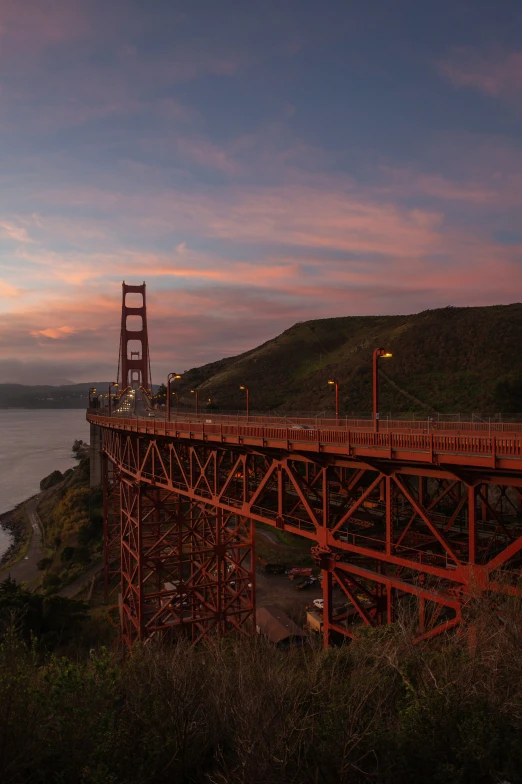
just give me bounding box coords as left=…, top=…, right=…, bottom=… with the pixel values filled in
left=88, top=405, right=522, bottom=648
left=94, top=406, right=522, bottom=472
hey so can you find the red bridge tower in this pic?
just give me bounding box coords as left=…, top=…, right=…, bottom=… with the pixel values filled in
left=119, top=281, right=151, bottom=392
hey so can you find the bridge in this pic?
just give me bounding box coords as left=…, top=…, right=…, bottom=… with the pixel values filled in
left=88, top=282, right=522, bottom=649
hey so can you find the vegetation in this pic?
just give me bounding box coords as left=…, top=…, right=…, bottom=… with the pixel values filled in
left=37, top=457, right=103, bottom=593
left=0, top=503, right=32, bottom=570
left=0, top=585, right=521, bottom=783
left=0, top=578, right=88, bottom=651
left=40, top=469, right=64, bottom=490
left=172, top=303, right=522, bottom=415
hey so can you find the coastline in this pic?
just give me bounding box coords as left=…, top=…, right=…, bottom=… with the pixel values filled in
left=0, top=500, right=33, bottom=571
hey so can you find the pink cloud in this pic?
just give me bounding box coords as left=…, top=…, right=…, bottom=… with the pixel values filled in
left=176, top=137, right=242, bottom=175
left=33, top=181, right=442, bottom=258
left=378, top=167, right=497, bottom=205
left=0, top=219, right=34, bottom=243
left=0, top=279, right=20, bottom=298
left=439, top=48, right=522, bottom=100
left=1, top=219, right=519, bottom=379
left=30, top=325, right=78, bottom=340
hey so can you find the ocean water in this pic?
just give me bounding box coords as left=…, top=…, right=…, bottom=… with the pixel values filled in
left=0, top=410, right=91, bottom=557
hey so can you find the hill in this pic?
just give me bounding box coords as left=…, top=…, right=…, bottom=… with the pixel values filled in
left=0, top=382, right=159, bottom=409
left=173, top=304, right=522, bottom=415
left=0, top=382, right=110, bottom=409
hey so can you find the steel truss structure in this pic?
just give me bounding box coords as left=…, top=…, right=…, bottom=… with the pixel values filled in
left=103, top=444, right=254, bottom=647
left=93, top=419, right=522, bottom=648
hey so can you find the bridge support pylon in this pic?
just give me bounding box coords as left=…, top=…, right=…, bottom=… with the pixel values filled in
left=106, top=472, right=255, bottom=648
left=119, top=281, right=151, bottom=392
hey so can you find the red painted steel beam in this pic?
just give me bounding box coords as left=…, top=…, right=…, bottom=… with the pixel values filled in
left=91, top=412, right=522, bottom=647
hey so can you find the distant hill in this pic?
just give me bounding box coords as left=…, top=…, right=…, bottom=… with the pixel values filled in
left=0, top=382, right=161, bottom=409
left=172, top=304, right=522, bottom=415
left=0, top=383, right=111, bottom=409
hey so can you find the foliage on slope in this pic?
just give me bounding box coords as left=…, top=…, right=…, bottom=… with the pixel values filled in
left=0, top=577, right=88, bottom=650
left=0, top=592, right=521, bottom=783
left=173, top=303, right=522, bottom=414
left=37, top=458, right=103, bottom=592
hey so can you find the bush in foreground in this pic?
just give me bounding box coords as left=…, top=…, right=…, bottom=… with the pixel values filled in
left=0, top=590, right=521, bottom=783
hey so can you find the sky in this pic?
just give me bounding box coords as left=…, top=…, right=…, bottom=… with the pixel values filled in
left=0, top=0, right=521, bottom=384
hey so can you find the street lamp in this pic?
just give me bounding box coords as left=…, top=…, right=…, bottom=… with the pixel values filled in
left=171, top=391, right=179, bottom=416
left=167, top=373, right=181, bottom=421
left=138, top=385, right=151, bottom=407
left=190, top=389, right=199, bottom=417
left=239, top=385, right=249, bottom=421
left=108, top=382, right=119, bottom=416
left=89, top=387, right=97, bottom=408
left=327, top=379, right=339, bottom=422
left=373, top=348, right=392, bottom=433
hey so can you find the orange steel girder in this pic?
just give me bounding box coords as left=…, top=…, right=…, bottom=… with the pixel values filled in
left=100, top=427, right=522, bottom=647
left=114, top=465, right=254, bottom=648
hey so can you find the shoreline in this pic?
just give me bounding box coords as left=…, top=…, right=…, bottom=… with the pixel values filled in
left=0, top=498, right=35, bottom=571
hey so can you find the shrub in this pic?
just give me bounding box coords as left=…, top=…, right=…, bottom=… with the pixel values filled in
left=42, top=573, right=61, bottom=592
left=60, top=546, right=75, bottom=562
left=40, top=470, right=63, bottom=491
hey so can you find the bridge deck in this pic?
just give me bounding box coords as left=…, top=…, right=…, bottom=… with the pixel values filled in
left=88, top=412, right=522, bottom=473
left=88, top=409, right=522, bottom=647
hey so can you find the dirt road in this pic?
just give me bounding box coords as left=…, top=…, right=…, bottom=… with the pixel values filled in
left=0, top=495, right=44, bottom=587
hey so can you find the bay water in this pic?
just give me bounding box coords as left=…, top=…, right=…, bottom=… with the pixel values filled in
left=0, top=410, right=91, bottom=558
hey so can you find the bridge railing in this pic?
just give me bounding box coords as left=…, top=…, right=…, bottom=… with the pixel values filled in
left=91, top=405, right=522, bottom=435
left=89, top=411, right=522, bottom=462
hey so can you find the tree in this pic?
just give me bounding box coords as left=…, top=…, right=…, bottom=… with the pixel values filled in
left=493, top=373, right=522, bottom=413
left=0, top=577, right=88, bottom=650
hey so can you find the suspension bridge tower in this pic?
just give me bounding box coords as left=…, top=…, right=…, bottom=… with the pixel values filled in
left=118, top=281, right=152, bottom=393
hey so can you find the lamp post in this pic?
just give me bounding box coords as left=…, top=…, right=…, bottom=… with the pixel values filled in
left=89, top=387, right=97, bottom=408
left=190, top=389, right=199, bottom=417
left=373, top=348, right=392, bottom=433
left=108, top=382, right=119, bottom=415
left=172, top=391, right=179, bottom=416
left=167, top=373, right=181, bottom=421
left=327, top=379, right=339, bottom=422
left=239, top=385, right=249, bottom=421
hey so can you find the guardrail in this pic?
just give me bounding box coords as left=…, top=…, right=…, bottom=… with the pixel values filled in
left=92, top=407, right=522, bottom=434
left=88, top=411, right=522, bottom=463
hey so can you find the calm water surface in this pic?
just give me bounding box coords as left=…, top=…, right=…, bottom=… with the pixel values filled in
left=0, top=410, right=90, bottom=557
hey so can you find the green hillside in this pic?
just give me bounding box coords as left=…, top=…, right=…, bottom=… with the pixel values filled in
left=173, top=304, right=522, bottom=415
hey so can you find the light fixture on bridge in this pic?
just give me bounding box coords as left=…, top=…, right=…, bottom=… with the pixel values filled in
left=167, top=373, right=182, bottom=421
left=373, top=348, right=393, bottom=433
left=327, top=379, right=339, bottom=422
left=239, top=385, right=249, bottom=421
left=108, top=382, right=119, bottom=416
left=190, top=389, right=199, bottom=417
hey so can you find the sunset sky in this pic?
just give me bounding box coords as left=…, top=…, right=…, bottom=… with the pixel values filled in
left=0, top=0, right=521, bottom=384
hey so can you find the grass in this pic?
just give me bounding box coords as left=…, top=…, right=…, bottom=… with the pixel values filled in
left=255, top=523, right=315, bottom=567
left=171, top=303, right=522, bottom=414
left=36, top=459, right=103, bottom=594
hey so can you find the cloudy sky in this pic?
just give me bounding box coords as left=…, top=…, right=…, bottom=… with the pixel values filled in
left=0, top=0, right=521, bottom=384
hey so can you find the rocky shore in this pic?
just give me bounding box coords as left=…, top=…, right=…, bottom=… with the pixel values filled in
left=0, top=502, right=31, bottom=569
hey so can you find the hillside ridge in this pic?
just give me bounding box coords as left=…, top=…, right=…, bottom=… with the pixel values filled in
left=173, top=303, right=522, bottom=414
